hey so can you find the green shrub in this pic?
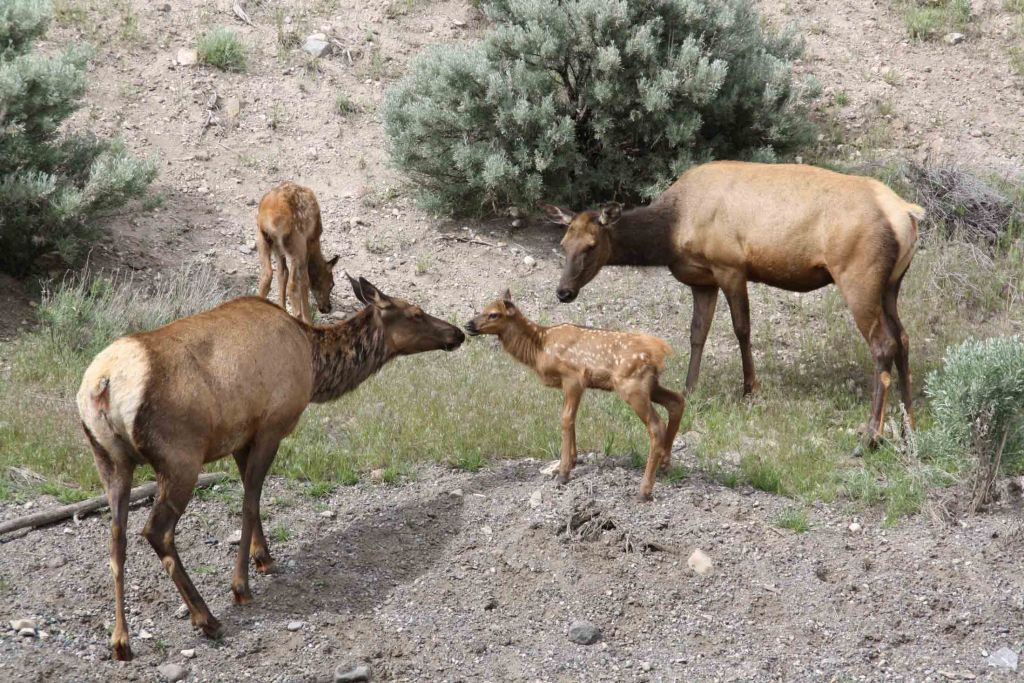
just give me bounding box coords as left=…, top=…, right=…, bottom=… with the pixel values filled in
left=0, top=0, right=155, bottom=275
left=923, top=336, right=1024, bottom=507
left=384, top=0, right=817, bottom=215
left=198, top=27, right=247, bottom=72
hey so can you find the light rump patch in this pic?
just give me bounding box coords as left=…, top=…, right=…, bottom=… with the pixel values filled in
left=464, top=290, right=683, bottom=500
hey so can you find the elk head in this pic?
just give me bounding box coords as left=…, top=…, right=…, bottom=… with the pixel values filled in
left=309, top=255, right=341, bottom=314
left=464, top=289, right=518, bottom=337
left=541, top=202, right=622, bottom=303
left=347, top=275, right=464, bottom=353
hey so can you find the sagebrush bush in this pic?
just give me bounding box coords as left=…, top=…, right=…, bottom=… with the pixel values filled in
left=197, top=27, right=247, bottom=72
left=384, top=0, right=817, bottom=215
left=0, top=0, right=155, bottom=275
left=922, top=336, right=1024, bottom=506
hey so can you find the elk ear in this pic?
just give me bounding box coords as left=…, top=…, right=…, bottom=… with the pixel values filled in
left=540, top=203, right=574, bottom=226
left=501, top=288, right=516, bottom=312
left=598, top=202, right=622, bottom=227
left=358, top=277, right=393, bottom=309
left=346, top=272, right=368, bottom=305
left=327, top=255, right=340, bottom=271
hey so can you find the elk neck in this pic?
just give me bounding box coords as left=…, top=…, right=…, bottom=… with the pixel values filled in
left=497, top=313, right=546, bottom=370
left=606, top=202, right=677, bottom=267
left=307, top=306, right=391, bottom=403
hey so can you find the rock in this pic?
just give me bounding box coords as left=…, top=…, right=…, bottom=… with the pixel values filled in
left=567, top=620, right=601, bottom=645
left=303, top=33, right=332, bottom=58
left=640, top=661, right=652, bottom=672
left=349, top=217, right=364, bottom=228
left=287, top=621, right=304, bottom=631
left=523, top=255, right=536, bottom=268
left=529, top=489, right=543, bottom=509
left=370, top=468, right=385, bottom=482
left=449, top=489, right=464, bottom=498
left=238, top=244, right=254, bottom=255
left=156, top=3, right=171, bottom=11
left=175, top=604, right=189, bottom=619
left=9, top=619, right=36, bottom=631
left=227, top=529, right=242, bottom=545
left=987, top=647, right=1018, bottom=671
left=319, top=509, right=336, bottom=519
left=539, top=460, right=560, bottom=476
left=511, top=219, right=523, bottom=228
left=18, top=627, right=36, bottom=638
left=224, top=97, right=241, bottom=119
left=157, top=663, right=188, bottom=682
left=139, top=628, right=154, bottom=639
left=334, top=664, right=371, bottom=682
left=848, top=522, right=862, bottom=533
left=483, top=597, right=498, bottom=611
left=943, top=32, right=966, bottom=45
left=46, top=556, right=66, bottom=569
left=176, top=48, right=198, bottom=66
left=180, top=649, right=196, bottom=659
left=687, top=549, right=713, bottom=575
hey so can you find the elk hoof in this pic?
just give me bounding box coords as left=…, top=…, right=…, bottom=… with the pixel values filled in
left=636, top=490, right=653, bottom=503
left=253, top=555, right=277, bottom=574
left=232, top=584, right=253, bottom=605
left=554, top=472, right=570, bottom=486
left=200, top=617, right=224, bottom=640
left=111, top=639, right=133, bottom=662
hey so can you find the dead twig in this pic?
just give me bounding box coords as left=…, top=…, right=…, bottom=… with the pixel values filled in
left=232, top=2, right=253, bottom=26
left=436, top=235, right=498, bottom=248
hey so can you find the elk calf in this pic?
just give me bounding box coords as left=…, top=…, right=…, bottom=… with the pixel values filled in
left=465, top=290, right=684, bottom=500
left=77, top=276, right=464, bottom=662
left=256, top=181, right=340, bottom=323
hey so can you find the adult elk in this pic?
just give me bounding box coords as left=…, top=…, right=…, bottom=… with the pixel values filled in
left=77, top=276, right=463, bottom=661
left=256, top=181, right=340, bottom=323
left=543, top=161, right=924, bottom=445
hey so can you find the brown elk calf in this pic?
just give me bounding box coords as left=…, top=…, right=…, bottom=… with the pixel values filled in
left=544, top=160, right=924, bottom=446
left=465, top=290, right=684, bottom=500
left=77, top=276, right=464, bottom=662
left=256, top=181, right=340, bottom=323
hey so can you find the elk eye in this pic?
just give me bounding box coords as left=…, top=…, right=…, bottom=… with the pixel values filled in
left=487, top=312, right=499, bottom=320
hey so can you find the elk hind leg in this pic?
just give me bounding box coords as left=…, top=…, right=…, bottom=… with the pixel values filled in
left=142, top=465, right=222, bottom=638
left=556, top=381, right=584, bottom=485
left=617, top=376, right=666, bottom=501
left=651, top=382, right=685, bottom=471
left=842, top=279, right=897, bottom=448
left=256, top=230, right=274, bottom=300
left=883, top=276, right=913, bottom=429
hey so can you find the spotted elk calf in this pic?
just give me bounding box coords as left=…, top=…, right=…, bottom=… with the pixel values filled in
left=465, top=290, right=684, bottom=500
left=77, top=276, right=464, bottom=661
left=256, top=181, right=340, bottom=323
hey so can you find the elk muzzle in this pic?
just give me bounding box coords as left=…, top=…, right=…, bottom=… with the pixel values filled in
left=556, top=287, right=577, bottom=303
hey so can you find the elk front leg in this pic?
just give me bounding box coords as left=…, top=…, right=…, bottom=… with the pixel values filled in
left=231, top=435, right=280, bottom=604
left=556, top=381, right=584, bottom=485
left=685, top=285, right=719, bottom=394
left=720, top=276, right=759, bottom=395
left=233, top=450, right=275, bottom=576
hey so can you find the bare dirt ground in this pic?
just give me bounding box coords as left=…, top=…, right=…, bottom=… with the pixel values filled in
left=3, top=453, right=1024, bottom=682
left=3, top=0, right=1024, bottom=680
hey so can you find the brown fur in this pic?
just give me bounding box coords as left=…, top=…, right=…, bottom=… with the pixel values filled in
left=77, top=278, right=464, bottom=662
left=256, top=181, right=340, bottom=323
left=465, top=290, right=684, bottom=500
left=543, top=160, right=925, bottom=446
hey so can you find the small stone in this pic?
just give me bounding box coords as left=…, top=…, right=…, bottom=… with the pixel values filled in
left=687, top=549, right=713, bottom=575
left=567, top=620, right=601, bottom=645
left=138, top=628, right=154, bottom=639
left=156, top=3, right=171, bottom=11
left=641, top=661, right=652, bottom=672
left=180, top=649, right=196, bottom=659
left=303, top=33, right=332, bottom=58
left=523, top=255, right=536, bottom=268
left=18, top=627, right=36, bottom=638
left=349, top=217, right=364, bottom=228
left=483, top=596, right=498, bottom=611
left=943, top=32, right=965, bottom=45
left=224, top=97, right=241, bottom=119
left=539, top=461, right=560, bottom=476
left=370, top=468, right=385, bottom=482
left=238, top=244, right=254, bottom=255
left=176, top=48, right=198, bottom=66
left=46, top=556, right=66, bottom=569
left=319, top=509, right=336, bottom=519
left=848, top=522, right=862, bottom=533
left=449, top=489, right=464, bottom=498
left=175, top=604, right=189, bottom=619
left=334, top=664, right=371, bottom=682
left=528, top=489, right=542, bottom=509
left=287, top=621, right=304, bottom=631
left=10, top=619, right=36, bottom=631
left=157, top=663, right=188, bottom=682
left=227, top=529, right=242, bottom=545
left=511, top=219, right=523, bottom=228
left=987, top=647, right=1018, bottom=671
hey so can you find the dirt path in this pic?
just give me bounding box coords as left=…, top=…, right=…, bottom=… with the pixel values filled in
left=2, top=454, right=1023, bottom=681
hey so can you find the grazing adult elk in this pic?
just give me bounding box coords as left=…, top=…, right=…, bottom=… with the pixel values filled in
left=77, top=276, right=463, bottom=661
left=543, top=161, right=924, bottom=445
left=465, top=290, right=684, bottom=500
left=256, top=181, right=340, bottom=323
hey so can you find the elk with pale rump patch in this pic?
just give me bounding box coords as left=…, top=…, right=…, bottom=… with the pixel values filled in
left=465, top=290, right=684, bottom=500
left=543, top=160, right=925, bottom=446
left=77, top=276, right=464, bottom=661
left=256, top=181, right=340, bottom=323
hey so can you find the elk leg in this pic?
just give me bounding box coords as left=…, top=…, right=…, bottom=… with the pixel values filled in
left=685, top=285, right=719, bottom=393
left=651, top=382, right=685, bottom=471
left=883, top=276, right=913, bottom=429
left=618, top=377, right=666, bottom=501
left=556, top=381, right=584, bottom=485
left=256, top=230, right=274, bottom=300
left=87, top=433, right=135, bottom=662
left=142, top=469, right=222, bottom=639
left=275, top=252, right=288, bottom=310
left=231, top=435, right=279, bottom=604
left=720, top=277, right=759, bottom=395
left=842, top=279, right=896, bottom=448
left=232, top=450, right=274, bottom=574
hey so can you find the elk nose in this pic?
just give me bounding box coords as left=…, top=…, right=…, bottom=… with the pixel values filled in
left=556, top=288, right=577, bottom=303
left=446, top=328, right=466, bottom=350
left=464, top=320, right=478, bottom=336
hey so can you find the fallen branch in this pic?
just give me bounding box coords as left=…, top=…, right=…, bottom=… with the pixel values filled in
left=0, top=472, right=228, bottom=536
left=436, top=235, right=497, bottom=248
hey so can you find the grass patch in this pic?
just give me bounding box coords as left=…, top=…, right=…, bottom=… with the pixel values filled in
left=336, top=93, right=358, bottom=116
left=901, top=0, right=971, bottom=40
left=773, top=507, right=810, bottom=533
left=270, top=524, right=291, bottom=542
left=198, top=27, right=248, bottom=72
